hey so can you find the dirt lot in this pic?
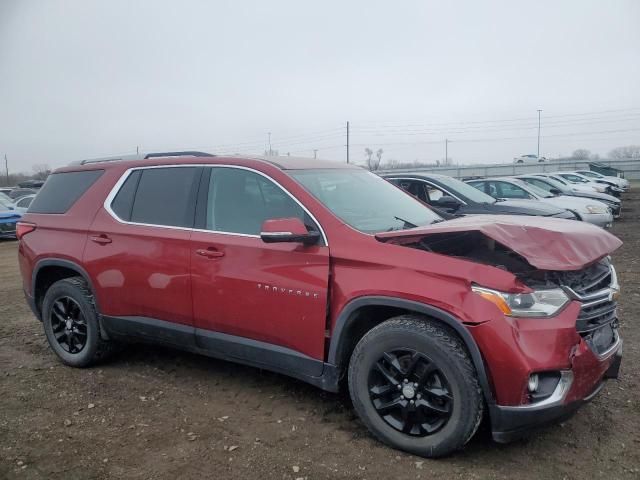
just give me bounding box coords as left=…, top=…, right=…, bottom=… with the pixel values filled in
left=1, top=189, right=639, bottom=480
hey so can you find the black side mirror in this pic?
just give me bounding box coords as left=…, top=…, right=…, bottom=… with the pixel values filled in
left=549, top=188, right=561, bottom=195
left=260, top=218, right=320, bottom=245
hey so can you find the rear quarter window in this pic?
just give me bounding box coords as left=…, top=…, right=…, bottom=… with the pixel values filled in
left=28, top=170, right=104, bottom=214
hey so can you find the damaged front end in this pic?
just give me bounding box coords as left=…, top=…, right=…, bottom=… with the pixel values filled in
left=375, top=215, right=623, bottom=438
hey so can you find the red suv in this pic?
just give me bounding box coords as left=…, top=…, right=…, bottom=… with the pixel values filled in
left=18, top=153, right=623, bottom=457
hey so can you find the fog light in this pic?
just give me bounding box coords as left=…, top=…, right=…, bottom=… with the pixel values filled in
left=528, top=374, right=539, bottom=393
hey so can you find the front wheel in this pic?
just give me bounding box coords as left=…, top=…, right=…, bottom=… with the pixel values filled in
left=348, top=315, right=484, bottom=458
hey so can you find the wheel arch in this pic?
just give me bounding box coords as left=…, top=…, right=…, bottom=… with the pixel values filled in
left=31, top=259, right=99, bottom=320
left=328, top=296, right=495, bottom=406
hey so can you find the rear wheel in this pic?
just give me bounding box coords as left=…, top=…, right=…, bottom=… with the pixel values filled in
left=348, top=315, right=483, bottom=458
left=42, top=277, right=114, bottom=367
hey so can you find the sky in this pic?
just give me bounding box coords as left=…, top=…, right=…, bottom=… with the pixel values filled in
left=1, top=0, right=639, bottom=173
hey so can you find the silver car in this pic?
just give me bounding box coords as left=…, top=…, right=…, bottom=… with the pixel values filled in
left=466, top=177, right=613, bottom=228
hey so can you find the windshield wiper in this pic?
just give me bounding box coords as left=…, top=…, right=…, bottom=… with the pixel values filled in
left=393, top=216, right=418, bottom=229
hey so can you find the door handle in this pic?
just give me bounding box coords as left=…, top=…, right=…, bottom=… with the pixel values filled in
left=196, top=247, right=225, bottom=259
left=90, top=234, right=112, bottom=245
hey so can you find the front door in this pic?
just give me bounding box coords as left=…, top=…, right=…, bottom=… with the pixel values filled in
left=190, top=167, right=330, bottom=369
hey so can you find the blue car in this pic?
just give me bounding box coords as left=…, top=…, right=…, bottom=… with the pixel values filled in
left=0, top=196, right=22, bottom=238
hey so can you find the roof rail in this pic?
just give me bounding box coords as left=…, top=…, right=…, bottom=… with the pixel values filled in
left=144, top=151, right=214, bottom=159
left=72, top=150, right=214, bottom=166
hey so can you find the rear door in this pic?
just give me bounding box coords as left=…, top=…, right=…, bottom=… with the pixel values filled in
left=190, top=166, right=330, bottom=368
left=84, top=166, right=202, bottom=343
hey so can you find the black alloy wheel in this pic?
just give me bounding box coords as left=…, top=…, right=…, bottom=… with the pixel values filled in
left=369, top=349, right=453, bottom=436
left=49, top=296, right=88, bottom=354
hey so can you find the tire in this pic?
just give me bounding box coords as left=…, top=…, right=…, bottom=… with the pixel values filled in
left=42, top=276, right=114, bottom=367
left=348, top=315, right=484, bottom=458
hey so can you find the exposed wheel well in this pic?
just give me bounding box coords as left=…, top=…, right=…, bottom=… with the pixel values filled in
left=332, top=305, right=471, bottom=372
left=33, top=266, right=83, bottom=317
left=328, top=298, right=494, bottom=406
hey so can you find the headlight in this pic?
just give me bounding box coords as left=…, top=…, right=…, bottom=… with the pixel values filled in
left=585, top=204, right=607, bottom=214
left=471, top=285, right=570, bottom=317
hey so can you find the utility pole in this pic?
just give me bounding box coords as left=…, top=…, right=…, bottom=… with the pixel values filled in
left=4, top=154, right=8, bottom=186
left=268, top=132, right=272, bottom=156
left=346, top=121, right=350, bottom=164
left=313, top=149, right=318, bottom=159
left=537, top=109, right=542, bottom=158
left=445, top=138, right=449, bottom=165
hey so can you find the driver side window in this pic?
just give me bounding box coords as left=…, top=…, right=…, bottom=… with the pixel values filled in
left=205, top=167, right=317, bottom=236
left=494, top=182, right=531, bottom=199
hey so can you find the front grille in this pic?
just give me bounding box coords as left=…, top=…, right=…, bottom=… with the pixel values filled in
left=560, top=261, right=619, bottom=357
left=0, top=222, right=17, bottom=233
left=553, top=261, right=612, bottom=296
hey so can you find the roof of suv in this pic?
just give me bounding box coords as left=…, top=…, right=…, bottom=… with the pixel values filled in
left=58, top=154, right=357, bottom=173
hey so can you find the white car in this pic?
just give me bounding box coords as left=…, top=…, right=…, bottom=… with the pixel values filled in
left=553, top=172, right=623, bottom=197
left=514, top=154, right=545, bottom=163
left=535, top=173, right=607, bottom=194
left=13, top=194, right=35, bottom=214
left=574, top=170, right=629, bottom=191
left=466, top=177, right=613, bottom=228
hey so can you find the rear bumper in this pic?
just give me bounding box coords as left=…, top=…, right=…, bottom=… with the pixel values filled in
left=490, top=345, right=622, bottom=443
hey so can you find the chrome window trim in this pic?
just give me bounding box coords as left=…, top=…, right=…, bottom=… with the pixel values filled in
left=103, top=164, right=329, bottom=245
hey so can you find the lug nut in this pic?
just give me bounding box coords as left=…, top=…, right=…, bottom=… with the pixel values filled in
left=410, top=400, right=414, bottom=404
left=397, top=384, right=402, bottom=390
left=417, top=393, right=421, bottom=399
left=403, top=379, right=409, bottom=384
left=400, top=395, right=405, bottom=399
left=413, top=383, right=418, bottom=388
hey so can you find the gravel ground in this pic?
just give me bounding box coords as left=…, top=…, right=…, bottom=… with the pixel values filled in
left=1, top=186, right=639, bottom=479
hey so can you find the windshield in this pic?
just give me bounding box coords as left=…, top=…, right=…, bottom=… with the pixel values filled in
left=526, top=177, right=569, bottom=193
left=514, top=180, right=554, bottom=198
left=578, top=171, right=600, bottom=178
left=432, top=176, right=496, bottom=204
left=290, top=169, right=442, bottom=233
left=0, top=196, right=14, bottom=210
left=548, top=175, right=568, bottom=185
left=562, top=173, right=589, bottom=183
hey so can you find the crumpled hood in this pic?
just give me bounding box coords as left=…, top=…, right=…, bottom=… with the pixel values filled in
left=375, top=215, right=622, bottom=271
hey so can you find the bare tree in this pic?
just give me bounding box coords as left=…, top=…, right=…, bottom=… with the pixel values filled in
left=375, top=149, right=383, bottom=171
left=609, top=145, right=640, bottom=160
left=571, top=149, right=591, bottom=160
left=32, top=164, right=51, bottom=180
left=364, top=148, right=374, bottom=170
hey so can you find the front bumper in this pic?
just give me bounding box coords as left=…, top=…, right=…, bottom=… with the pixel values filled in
left=581, top=211, right=614, bottom=228
left=491, top=345, right=622, bottom=442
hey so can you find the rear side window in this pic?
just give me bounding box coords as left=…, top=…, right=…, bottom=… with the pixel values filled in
left=111, top=170, right=141, bottom=220
left=29, top=170, right=104, bottom=214
left=113, top=167, right=200, bottom=228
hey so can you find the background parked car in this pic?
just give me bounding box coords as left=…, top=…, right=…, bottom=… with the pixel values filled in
left=552, top=172, right=622, bottom=198
left=382, top=173, right=578, bottom=220
left=516, top=174, right=622, bottom=218
left=8, top=188, right=37, bottom=200
left=466, top=177, right=613, bottom=228
left=513, top=154, right=545, bottom=163
left=574, top=170, right=629, bottom=191
left=13, top=194, right=36, bottom=214
left=0, top=195, right=21, bottom=239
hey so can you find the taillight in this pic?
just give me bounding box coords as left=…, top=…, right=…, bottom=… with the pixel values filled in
left=16, top=222, right=36, bottom=240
